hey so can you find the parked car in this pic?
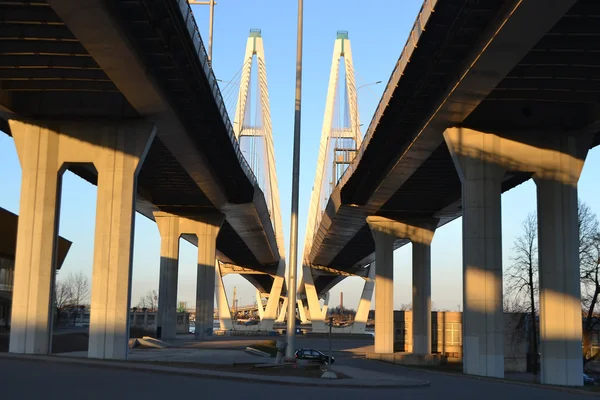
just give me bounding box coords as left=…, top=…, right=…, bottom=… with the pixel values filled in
left=294, top=348, right=335, bottom=364
left=583, top=374, right=598, bottom=386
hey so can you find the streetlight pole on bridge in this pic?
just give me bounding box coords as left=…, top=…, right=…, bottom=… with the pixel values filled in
left=188, top=0, right=216, bottom=64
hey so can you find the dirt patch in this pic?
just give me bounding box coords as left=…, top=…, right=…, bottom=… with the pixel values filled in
left=133, top=361, right=349, bottom=379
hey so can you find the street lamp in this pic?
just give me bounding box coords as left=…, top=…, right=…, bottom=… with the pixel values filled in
left=188, top=0, right=217, bottom=64
left=357, top=80, right=381, bottom=90
left=287, top=0, right=303, bottom=360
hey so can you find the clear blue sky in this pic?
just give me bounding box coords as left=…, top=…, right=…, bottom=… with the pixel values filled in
left=0, top=0, right=598, bottom=312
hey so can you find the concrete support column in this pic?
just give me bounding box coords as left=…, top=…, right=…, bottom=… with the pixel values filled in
left=276, top=297, right=288, bottom=323
left=259, top=259, right=286, bottom=330
left=256, top=290, right=265, bottom=320
left=351, top=262, right=375, bottom=334
left=536, top=178, right=581, bottom=385
left=534, top=135, right=589, bottom=386
left=215, top=262, right=233, bottom=330
left=8, top=120, right=155, bottom=359
left=88, top=123, right=155, bottom=360
left=153, top=213, right=181, bottom=340
left=445, top=127, right=505, bottom=378
left=367, top=218, right=396, bottom=354
left=194, top=214, right=224, bottom=340
left=9, top=121, right=62, bottom=355
left=413, top=238, right=433, bottom=355
left=302, top=264, right=326, bottom=332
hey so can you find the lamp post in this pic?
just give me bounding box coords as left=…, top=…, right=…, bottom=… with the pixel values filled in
left=286, top=0, right=303, bottom=360
left=357, top=80, right=381, bottom=90
left=188, top=0, right=217, bottom=64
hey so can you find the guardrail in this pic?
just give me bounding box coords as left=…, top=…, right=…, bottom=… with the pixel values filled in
left=175, top=0, right=257, bottom=186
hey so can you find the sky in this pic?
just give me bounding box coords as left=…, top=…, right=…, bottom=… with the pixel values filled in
left=0, top=0, right=599, bottom=313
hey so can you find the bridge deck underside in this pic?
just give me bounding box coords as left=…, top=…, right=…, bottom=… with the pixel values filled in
left=0, top=0, right=268, bottom=271
left=312, top=0, right=600, bottom=289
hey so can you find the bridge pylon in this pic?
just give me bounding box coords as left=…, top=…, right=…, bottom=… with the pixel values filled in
left=217, top=29, right=287, bottom=331
left=299, top=31, right=367, bottom=332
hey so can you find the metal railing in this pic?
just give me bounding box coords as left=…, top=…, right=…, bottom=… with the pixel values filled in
left=175, top=0, right=257, bottom=186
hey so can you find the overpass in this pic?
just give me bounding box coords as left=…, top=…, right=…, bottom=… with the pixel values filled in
left=0, top=0, right=283, bottom=359
left=302, top=0, right=600, bottom=387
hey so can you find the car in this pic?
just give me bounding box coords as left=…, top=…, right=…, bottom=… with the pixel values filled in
left=583, top=374, right=598, bottom=386
left=294, top=348, right=335, bottom=364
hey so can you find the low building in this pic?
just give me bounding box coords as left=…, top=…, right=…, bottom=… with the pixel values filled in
left=393, top=311, right=529, bottom=372
left=0, top=207, right=72, bottom=329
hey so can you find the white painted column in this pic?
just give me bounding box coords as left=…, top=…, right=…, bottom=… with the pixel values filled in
left=413, top=239, right=433, bottom=355
left=215, top=262, right=233, bottom=330
left=367, top=220, right=396, bottom=354
left=9, top=121, right=62, bottom=355
left=88, top=123, right=155, bottom=360
left=276, top=297, right=288, bottom=323
left=444, top=128, right=505, bottom=378
left=154, top=213, right=181, bottom=340
left=351, top=263, right=375, bottom=334
left=256, top=290, right=265, bottom=320
left=259, top=259, right=286, bottom=330
left=536, top=178, right=582, bottom=385
left=8, top=120, right=155, bottom=360
left=534, top=135, right=589, bottom=386
left=194, top=214, right=223, bottom=340
left=302, top=264, right=326, bottom=332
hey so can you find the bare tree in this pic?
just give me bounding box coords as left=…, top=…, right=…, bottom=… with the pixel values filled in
left=138, top=290, right=158, bottom=311
left=504, top=213, right=538, bottom=374
left=65, top=272, right=90, bottom=308
left=579, top=201, right=600, bottom=363
left=54, top=279, right=73, bottom=326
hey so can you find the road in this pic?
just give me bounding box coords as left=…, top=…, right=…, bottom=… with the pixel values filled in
left=0, top=357, right=593, bottom=400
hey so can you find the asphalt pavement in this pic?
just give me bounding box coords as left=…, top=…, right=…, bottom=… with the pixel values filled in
left=0, top=356, right=595, bottom=400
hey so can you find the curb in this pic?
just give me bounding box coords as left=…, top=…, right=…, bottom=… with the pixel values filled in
left=0, top=353, right=430, bottom=389
left=371, top=360, right=598, bottom=397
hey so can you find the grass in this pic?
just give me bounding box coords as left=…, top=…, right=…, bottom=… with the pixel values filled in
left=247, top=340, right=278, bottom=357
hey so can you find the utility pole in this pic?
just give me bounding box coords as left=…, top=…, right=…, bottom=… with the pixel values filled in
left=188, top=0, right=216, bottom=64
left=286, top=0, right=303, bottom=359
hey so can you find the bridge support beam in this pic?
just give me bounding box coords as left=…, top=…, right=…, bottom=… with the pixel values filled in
left=276, top=297, right=287, bottom=323
left=444, top=128, right=506, bottom=378
left=194, top=215, right=224, bottom=340
left=152, top=212, right=223, bottom=341
left=367, top=217, right=437, bottom=354
left=8, top=119, right=155, bottom=359
left=444, top=126, right=593, bottom=384
left=154, top=213, right=181, bottom=340
left=351, top=262, right=375, bottom=334
left=366, top=218, right=396, bottom=354
left=258, top=259, right=286, bottom=331
left=533, top=134, right=590, bottom=386
left=216, top=262, right=233, bottom=330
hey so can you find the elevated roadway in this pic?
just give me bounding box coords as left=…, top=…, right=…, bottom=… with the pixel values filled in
left=307, top=0, right=600, bottom=292
left=0, top=0, right=280, bottom=274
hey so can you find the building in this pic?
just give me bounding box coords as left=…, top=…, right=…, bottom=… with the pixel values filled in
left=393, top=311, right=530, bottom=372
left=0, top=207, right=72, bottom=329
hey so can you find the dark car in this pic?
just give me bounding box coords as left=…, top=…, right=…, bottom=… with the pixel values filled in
left=294, top=348, right=335, bottom=364
left=583, top=374, right=598, bottom=386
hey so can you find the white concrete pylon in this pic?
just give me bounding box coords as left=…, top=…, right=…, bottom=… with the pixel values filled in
left=256, top=289, right=265, bottom=320
left=215, top=261, right=233, bottom=330
left=351, top=262, right=376, bottom=334
left=231, top=30, right=288, bottom=316
left=258, top=258, right=286, bottom=330
left=276, top=296, right=288, bottom=323
left=8, top=119, right=155, bottom=359
left=300, top=31, right=361, bottom=329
